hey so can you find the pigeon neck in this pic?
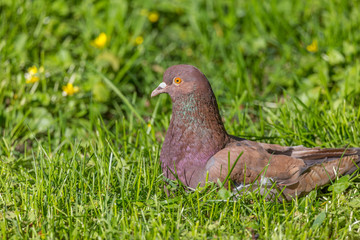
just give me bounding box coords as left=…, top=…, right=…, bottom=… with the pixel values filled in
left=164, top=91, right=229, bottom=166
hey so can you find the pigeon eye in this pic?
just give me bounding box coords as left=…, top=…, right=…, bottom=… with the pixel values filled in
left=173, top=77, right=182, bottom=85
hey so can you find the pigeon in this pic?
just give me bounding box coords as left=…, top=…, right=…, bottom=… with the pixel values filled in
left=151, top=64, right=360, bottom=200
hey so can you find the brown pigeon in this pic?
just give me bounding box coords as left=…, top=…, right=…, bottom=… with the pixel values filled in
left=151, top=64, right=360, bottom=200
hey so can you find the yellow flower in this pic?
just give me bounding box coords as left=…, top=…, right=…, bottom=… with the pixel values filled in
left=92, top=33, right=108, bottom=48
left=28, top=66, right=38, bottom=75
left=25, top=65, right=40, bottom=84
left=135, top=36, right=144, bottom=45
left=26, top=75, right=39, bottom=84
left=147, top=123, right=151, bottom=128
left=148, top=11, right=159, bottom=23
left=306, top=40, right=318, bottom=53
left=62, top=83, right=79, bottom=96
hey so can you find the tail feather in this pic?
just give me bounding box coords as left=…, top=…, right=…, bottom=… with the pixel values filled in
left=292, top=147, right=360, bottom=161
left=282, top=154, right=360, bottom=199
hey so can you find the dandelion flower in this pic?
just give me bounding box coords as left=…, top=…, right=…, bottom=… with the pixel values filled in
left=28, top=66, right=38, bottom=75
left=25, top=65, right=40, bottom=84
left=135, top=36, right=144, bottom=45
left=148, top=11, right=159, bottom=23
left=62, top=83, right=79, bottom=96
left=146, top=122, right=152, bottom=134
left=306, top=40, right=318, bottom=53
left=25, top=75, right=39, bottom=84
left=92, top=32, right=108, bottom=48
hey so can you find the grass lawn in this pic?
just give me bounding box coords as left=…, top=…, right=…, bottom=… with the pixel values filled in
left=1, top=0, right=360, bottom=238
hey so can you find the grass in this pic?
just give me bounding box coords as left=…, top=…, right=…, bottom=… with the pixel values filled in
left=1, top=0, right=360, bottom=238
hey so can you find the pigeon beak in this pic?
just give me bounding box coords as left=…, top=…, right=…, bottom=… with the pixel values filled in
left=151, top=82, right=168, bottom=97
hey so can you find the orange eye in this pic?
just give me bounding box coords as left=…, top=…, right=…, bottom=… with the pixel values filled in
left=173, top=77, right=182, bottom=85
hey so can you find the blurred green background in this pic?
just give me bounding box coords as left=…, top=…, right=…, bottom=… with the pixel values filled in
left=1, top=0, right=360, bottom=141
left=1, top=0, right=360, bottom=238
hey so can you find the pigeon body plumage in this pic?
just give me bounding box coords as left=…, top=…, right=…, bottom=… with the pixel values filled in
left=151, top=64, right=360, bottom=200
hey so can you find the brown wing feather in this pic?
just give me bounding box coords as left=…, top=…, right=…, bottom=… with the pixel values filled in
left=281, top=155, right=359, bottom=198
left=203, top=140, right=360, bottom=200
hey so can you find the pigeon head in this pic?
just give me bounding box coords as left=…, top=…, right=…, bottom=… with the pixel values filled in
left=151, top=64, right=211, bottom=101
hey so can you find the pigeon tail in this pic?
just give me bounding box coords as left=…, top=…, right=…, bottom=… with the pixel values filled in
left=281, top=152, right=360, bottom=199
